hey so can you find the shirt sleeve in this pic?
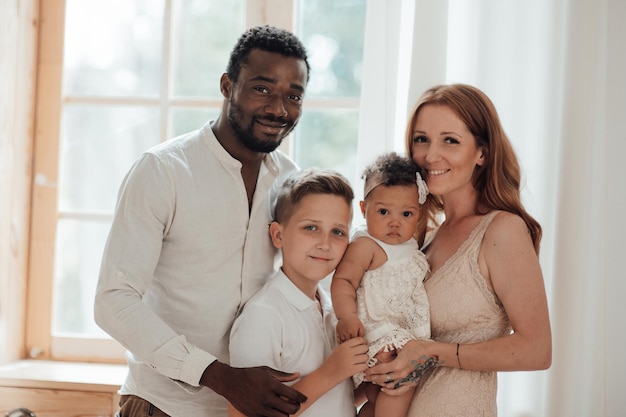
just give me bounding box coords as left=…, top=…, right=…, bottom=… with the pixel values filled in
left=229, top=301, right=283, bottom=370
left=94, top=153, right=216, bottom=386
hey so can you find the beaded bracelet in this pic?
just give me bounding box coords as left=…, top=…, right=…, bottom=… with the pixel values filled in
left=456, top=343, right=463, bottom=370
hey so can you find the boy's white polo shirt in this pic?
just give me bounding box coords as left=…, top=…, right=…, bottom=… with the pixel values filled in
left=229, top=269, right=356, bottom=416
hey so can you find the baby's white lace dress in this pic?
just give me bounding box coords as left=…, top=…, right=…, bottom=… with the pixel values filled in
left=352, top=225, right=431, bottom=387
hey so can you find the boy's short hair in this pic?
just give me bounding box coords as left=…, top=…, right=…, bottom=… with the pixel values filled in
left=362, top=152, right=420, bottom=198
left=274, top=169, right=354, bottom=223
left=227, top=25, right=310, bottom=83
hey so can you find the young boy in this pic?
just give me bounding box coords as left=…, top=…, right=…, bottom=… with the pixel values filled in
left=228, top=169, right=369, bottom=417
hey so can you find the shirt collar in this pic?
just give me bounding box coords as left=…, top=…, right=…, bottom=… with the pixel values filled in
left=274, top=269, right=331, bottom=313
left=202, top=120, right=280, bottom=175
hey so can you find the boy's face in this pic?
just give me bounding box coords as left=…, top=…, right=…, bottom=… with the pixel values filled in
left=360, top=184, right=420, bottom=245
left=270, top=193, right=351, bottom=298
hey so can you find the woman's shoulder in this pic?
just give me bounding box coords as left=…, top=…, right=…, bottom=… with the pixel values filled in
left=487, top=210, right=526, bottom=229
left=483, top=210, right=533, bottom=246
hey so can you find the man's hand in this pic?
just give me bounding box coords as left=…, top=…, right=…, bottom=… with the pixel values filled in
left=201, top=361, right=307, bottom=417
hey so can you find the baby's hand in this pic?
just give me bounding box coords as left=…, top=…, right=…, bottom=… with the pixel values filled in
left=323, top=337, right=369, bottom=381
left=336, top=315, right=365, bottom=343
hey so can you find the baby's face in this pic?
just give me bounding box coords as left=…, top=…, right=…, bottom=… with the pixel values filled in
left=360, top=184, right=420, bottom=245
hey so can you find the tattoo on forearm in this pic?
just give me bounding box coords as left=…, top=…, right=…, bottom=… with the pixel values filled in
left=393, top=355, right=442, bottom=389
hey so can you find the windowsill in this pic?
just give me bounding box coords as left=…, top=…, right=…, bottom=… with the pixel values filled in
left=0, top=360, right=127, bottom=393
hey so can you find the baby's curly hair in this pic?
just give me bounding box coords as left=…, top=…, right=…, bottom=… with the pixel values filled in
left=226, top=25, right=310, bottom=83
left=362, top=152, right=420, bottom=198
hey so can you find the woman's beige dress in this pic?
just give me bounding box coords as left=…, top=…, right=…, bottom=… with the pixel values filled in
left=408, top=211, right=512, bottom=417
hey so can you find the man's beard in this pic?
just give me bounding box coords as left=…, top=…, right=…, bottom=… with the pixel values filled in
left=227, top=98, right=296, bottom=153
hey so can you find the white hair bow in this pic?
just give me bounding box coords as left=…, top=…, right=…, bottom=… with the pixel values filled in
left=416, top=172, right=429, bottom=204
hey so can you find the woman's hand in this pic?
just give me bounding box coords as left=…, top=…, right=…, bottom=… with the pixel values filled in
left=365, top=340, right=441, bottom=395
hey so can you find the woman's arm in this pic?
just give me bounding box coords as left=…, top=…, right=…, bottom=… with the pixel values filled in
left=466, top=211, right=552, bottom=371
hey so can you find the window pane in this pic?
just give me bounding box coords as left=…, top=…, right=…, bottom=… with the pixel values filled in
left=63, top=0, right=164, bottom=96
left=297, top=0, right=366, bottom=98
left=171, top=108, right=220, bottom=137
left=53, top=219, right=112, bottom=336
left=171, top=0, right=245, bottom=98
left=59, top=105, right=160, bottom=213
left=294, top=109, right=359, bottom=186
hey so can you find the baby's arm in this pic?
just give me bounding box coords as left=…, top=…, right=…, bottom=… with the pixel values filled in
left=331, top=238, right=378, bottom=343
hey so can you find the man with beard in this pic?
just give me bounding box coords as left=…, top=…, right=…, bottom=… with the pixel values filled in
left=95, top=26, right=310, bottom=417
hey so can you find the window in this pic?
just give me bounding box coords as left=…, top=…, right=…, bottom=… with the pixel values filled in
left=28, top=0, right=366, bottom=361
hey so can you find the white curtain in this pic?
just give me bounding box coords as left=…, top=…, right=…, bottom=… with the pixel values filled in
left=357, top=1, right=626, bottom=416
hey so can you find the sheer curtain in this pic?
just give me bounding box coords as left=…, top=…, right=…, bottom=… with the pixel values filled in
left=357, top=1, right=626, bottom=416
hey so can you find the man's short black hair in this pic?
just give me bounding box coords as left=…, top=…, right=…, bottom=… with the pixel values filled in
left=226, top=25, right=310, bottom=83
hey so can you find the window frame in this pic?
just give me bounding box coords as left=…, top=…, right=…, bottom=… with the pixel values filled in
left=27, top=0, right=362, bottom=362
